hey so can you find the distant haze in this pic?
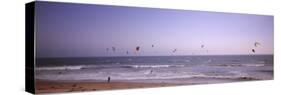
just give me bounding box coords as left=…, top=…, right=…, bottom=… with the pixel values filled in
left=36, top=2, right=273, bottom=57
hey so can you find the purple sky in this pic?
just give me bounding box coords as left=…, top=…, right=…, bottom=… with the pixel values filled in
left=35, top=2, right=273, bottom=57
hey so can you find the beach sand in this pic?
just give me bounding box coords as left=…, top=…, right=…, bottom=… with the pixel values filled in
left=35, top=79, right=177, bottom=94
left=35, top=76, right=262, bottom=94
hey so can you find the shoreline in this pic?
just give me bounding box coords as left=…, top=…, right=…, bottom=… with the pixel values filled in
left=35, top=79, right=177, bottom=94
left=35, top=76, right=266, bottom=94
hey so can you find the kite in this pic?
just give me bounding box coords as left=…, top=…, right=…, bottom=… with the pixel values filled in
left=126, top=51, right=129, bottom=54
left=201, top=45, right=204, bottom=48
left=136, top=46, right=140, bottom=51
left=254, top=42, right=261, bottom=47
left=172, top=49, right=177, bottom=53
left=252, top=42, right=261, bottom=53
left=252, top=49, right=255, bottom=53
left=112, top=47, right=116, bottom=52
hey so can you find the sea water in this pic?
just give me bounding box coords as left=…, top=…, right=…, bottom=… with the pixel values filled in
left=35, top=55, right=273, bottom=84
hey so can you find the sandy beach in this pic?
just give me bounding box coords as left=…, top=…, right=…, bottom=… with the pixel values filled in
left=35, top=79, right=177, bottom=93
left=35, top=76, right=264, bottom=94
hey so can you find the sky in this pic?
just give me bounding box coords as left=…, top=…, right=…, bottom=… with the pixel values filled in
left=35, top=1, right=274, bottom=57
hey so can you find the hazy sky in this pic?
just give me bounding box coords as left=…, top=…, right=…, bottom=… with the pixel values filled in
left=36, top=2, right=273, bottom=57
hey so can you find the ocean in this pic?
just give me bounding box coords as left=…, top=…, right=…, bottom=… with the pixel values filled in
left=35, top=55, right=273, bottom=84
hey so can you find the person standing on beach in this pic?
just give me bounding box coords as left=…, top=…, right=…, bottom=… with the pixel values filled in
left=107, top=77, right=111, bottom=83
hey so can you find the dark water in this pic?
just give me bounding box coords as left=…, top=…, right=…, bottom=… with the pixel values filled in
left=35, top=55, right=273, bottom=83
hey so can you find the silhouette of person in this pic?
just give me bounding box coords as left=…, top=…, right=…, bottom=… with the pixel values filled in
left=107, top=77, right=111, bottom=83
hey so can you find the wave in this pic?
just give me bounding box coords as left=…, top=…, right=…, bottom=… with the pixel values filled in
left=209, top=63, right=265, bottom=67
left=36, top=65, right=84, bottom=70
left=35, top=70, right=259, bottom=81
left=36, top=64, right=186, bottom=71
left=122, top=64, right=185, bottom=68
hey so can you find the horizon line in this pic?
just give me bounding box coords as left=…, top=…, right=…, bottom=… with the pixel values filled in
left=36, top=54, right=274, bottom=58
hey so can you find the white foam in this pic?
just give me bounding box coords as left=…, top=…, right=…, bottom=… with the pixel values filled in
left=127, top=64, right=185, bottom=68
left=36, top=65, right=84, bottom=70
left=210, top=63, right=265, bottom=67
left=243, top=64, right=265, bottom=67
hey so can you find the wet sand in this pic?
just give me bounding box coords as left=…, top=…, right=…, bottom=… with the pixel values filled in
left=35, top=76, right=263, bottom=94
left=35, top=79, right=176, bottom=94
